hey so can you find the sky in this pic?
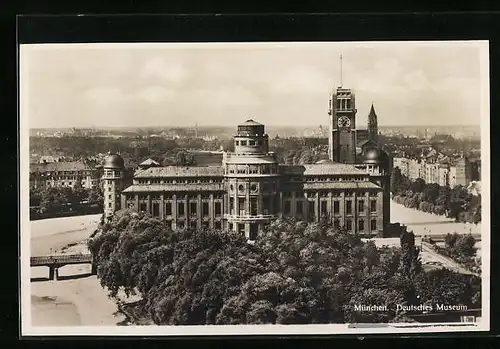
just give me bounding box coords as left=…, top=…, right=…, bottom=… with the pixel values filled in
left=20, top=41, right=487, bottom=129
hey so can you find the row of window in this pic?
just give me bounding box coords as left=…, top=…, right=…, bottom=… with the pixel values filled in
left=282, top=199, right=377, bottom=215
left=229, top=183, right=273, bottom=193
left=282, top=191, right=378, bottom=198
left=137, top=178, right=222, bottom=185
left=32, top=175, right=94, bottom=180
left=227, top=165, right=277, bottom=175
left=126, top=196, right=378, bottom=214
left=228, top=197, right=268, bottom=216
left=34, top=171, right=95, bottom=176
left=125, top=203, right=378, bottom=232
left=235, top=139, right=266, bottom=147
left=136, top=175, right=378, bottom=184
left=128, top=194, right=224, bottom=200
left=123, top=190, right=379, bottom=202
left=225, top=197, right=378, bottom=216
left=137, top=201, right=223, bottom=217
left=42, top=180, right=96, bottom=187
left=336, top=98, right=353, bottom=110
left=306, top=176, right=368, bottom=182
left=334, top=218, right=377, bottom=231
left=104, top=170, right=121, bottom=177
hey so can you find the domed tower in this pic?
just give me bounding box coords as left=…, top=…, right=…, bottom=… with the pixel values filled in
left=362, top=146, right=390, bottom=232
left=223, top=119, right=280, bottom=240
left=102, top=153, right=125, bottom=219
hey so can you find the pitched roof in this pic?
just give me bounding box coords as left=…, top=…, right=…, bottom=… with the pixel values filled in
left=303, top=163, right=367, bottom=176
left=30, top=161, right=94, bottom=173
left=134, top=166, right=224, bottom=178
left=139, top=158, right=160, bottom=166
left=123, top=183, right=224, bottom=193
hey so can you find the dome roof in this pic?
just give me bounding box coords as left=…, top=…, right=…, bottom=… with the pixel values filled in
left=362, top=146, right=388, bottom=164
left=103, top=153, right=125, bottom=169
left=242, top=119, right=263, bottom=126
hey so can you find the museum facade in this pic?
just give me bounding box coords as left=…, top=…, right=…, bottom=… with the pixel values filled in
left=102, top=87, right=392, bottom=239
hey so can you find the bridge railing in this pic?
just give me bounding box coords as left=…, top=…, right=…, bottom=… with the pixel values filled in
left=30, top=254, right=92, bottom=265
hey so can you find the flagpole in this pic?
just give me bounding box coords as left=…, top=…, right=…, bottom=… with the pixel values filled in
left=340, top=54, right=343, bottom=87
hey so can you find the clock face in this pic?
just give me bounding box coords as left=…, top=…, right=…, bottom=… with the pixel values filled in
left=337, top=116, right=351, bottom=128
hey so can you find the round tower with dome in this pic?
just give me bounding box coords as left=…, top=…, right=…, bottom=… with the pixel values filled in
left=222, top=119, right=280, bottom=240
left=361, top=145, right=391, bottom=230
left=102, top=152, right=125, bottom=219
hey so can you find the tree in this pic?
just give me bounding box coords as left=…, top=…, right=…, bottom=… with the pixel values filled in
left=423, top=183, right=440, bottom=204
left=299, top=150, right=314, bottom=164
left=444, top=233, right=459, bottom=250
left=284, top=151, right=296, bottom=165
left=413, top=268, right=480, bottom=309
left=364, top=241, right=380, bottom=272
left=246, top=300, right=277, bottom=324
left=410, top=178, right=426, bottom=193
left=436, top=186, right=451, bottom=207
left=174, top=150, right=187, bottom=165
left=447, top=200, right=463, bottom=221
left=173, top=150, right=196, bottom=166
left=89, top=214, right=479, bottom=325
left=88, top=186, right=104, bottom=209
left=390, top=167, right=403, bottom=193
left=399, top=230, right=422, bottom=280
left=453, top=234, right=477, bottom=259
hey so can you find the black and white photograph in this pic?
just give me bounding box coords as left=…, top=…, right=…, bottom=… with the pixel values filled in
left=19, top=41, right=490, bottom=336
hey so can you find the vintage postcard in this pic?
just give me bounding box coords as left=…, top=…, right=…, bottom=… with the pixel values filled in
left=19, top=41, right=490, bottom=336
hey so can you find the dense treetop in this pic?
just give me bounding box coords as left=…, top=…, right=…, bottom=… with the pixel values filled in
left=88, top=211, right=481, bottom=325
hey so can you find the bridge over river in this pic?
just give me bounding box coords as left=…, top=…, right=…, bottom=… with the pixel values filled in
left=30, top=254, right=95, bottom=280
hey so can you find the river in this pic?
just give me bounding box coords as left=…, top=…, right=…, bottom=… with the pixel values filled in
left=30, top=214, right=101, bottom=256
left=29, top=214, right=128, bottom=327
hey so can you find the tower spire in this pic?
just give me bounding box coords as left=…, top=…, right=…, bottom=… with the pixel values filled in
left=368, top=102, right=378, bottom=143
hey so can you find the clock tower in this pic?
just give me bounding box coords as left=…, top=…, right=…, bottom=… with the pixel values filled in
left=328, top=86, right=357, bottom=163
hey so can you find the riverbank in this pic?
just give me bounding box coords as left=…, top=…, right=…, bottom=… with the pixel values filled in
left=31, top=241, right=121, bottom=326
left=30, top=214, right=102, bottom=256
left=31, top=240, right=142, bottom=327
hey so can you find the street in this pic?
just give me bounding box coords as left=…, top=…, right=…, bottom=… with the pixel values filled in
left=390, top=200, right=481, bottom=237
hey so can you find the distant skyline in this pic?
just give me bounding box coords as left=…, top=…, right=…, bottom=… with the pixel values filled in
left=20, top=41, right=488, bottom=129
